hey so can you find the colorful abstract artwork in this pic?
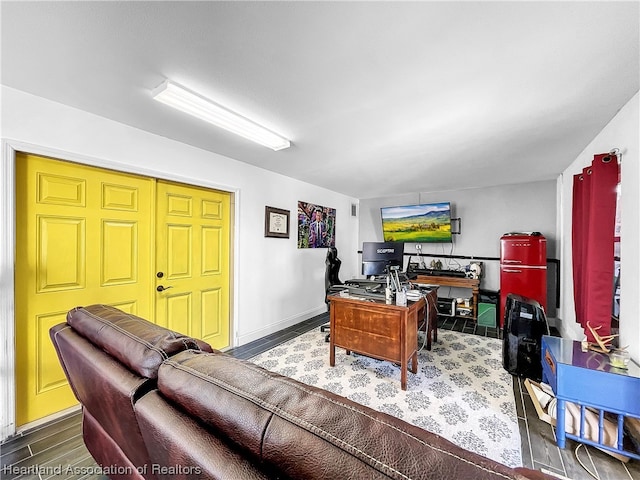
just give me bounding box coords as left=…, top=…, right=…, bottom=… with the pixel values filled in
left=297, top=201, right=336, bottom=248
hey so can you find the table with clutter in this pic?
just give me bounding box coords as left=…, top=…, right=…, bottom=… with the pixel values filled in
left=540, top=335, right=640, bottom=461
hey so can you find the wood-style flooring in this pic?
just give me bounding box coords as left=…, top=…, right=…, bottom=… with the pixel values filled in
left=1, top=313, right=638, bottom=480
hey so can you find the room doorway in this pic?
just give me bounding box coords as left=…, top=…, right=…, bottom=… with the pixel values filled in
left=14, top=152, right=231, bottom=426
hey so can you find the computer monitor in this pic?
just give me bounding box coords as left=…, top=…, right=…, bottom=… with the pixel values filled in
left=361, top=241, right=404, bottom=276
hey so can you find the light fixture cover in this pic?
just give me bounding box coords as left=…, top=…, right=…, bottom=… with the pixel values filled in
left=152, top=80, right=291, bottom=151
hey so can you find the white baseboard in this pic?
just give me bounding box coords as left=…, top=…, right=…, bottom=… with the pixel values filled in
left=235, top=305, right=328, bottom=346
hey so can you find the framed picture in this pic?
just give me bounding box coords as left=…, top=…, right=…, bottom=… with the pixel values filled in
left=264, top=206, right=290, bottom=238
left=297, top=201, right=336, bottom=248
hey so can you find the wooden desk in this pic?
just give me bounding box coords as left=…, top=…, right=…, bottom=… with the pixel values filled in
left=328, top=294, right=425, bottom=390
left=416, top=275, right=480, bottom=320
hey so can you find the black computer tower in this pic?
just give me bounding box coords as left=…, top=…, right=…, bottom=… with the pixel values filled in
left=502, top=293, right=549, bottom=381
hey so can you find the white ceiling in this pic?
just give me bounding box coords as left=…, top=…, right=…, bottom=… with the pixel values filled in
left=1, top=1, right=638, bottom=199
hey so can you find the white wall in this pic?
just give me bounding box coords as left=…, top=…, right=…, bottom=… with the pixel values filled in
left=0, top=86, right=358, bottom=438
left=557, top=92, right=639, bottom=364
left=359, top=182, right=558, bottom=314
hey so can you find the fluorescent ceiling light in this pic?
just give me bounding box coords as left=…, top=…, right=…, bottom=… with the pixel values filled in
left=152, top=80, right=291, bottom=151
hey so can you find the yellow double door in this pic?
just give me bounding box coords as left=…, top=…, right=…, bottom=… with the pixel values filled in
left=15, top=153, right=231, bottom=426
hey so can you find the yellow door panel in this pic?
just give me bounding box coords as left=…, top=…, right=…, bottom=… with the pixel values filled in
left=36, top=173, right=86, bottom=206
left=156, top=180, right=230, bottom=349
left=108, top=301, right=138, bottom=315
left=37, top=216, right=86, bottom=291
left=102, top=220, right=138, bottom=285
left=202, top=226, right=222, bottom=274
left=35, top=311, right=70, bottom=392
left=166, top=193, right=192, bottom=216
left=164, top=292, right=192, bottom=334
left=201, top=289, right=222, bottom=337
left=15, top=153, right=154, bottom=426
left=166, top=225, right=192, bottom=278
left=101, top=182, right=140, bottom=211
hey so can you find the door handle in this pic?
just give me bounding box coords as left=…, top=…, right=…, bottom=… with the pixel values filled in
left=503, top=269, right=522, bottom=273
left=156, top=285, right=173, bottom=292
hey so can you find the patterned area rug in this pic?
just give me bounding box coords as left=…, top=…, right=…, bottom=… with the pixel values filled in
left=250, top=328, right=522, bottom=468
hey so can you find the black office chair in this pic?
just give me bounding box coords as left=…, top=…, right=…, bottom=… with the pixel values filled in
left=321, top=247, right=342, bottom=341
left=417, top=288, right=439, bottom=350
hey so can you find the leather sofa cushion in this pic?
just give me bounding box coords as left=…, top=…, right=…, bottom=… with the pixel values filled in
left=67, top=304, right=213, bottom=379
left=158, top=349, right=531, bottom=480
left=135, top=390, right=278, bottom=480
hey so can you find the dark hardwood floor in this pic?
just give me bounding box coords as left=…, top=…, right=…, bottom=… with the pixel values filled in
left=2, top=313, right=638, bottom=480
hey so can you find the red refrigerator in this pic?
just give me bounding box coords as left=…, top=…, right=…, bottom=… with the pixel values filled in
left=499, top=233, right=547, bottom=327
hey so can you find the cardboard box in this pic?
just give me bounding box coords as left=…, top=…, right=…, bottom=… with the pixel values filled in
left=524, top=378, right=556, bottom=426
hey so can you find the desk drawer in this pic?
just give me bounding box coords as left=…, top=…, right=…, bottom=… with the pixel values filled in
left=334, top=329, right=401, bottom=362
left=333, top=303, right=401, bottom=338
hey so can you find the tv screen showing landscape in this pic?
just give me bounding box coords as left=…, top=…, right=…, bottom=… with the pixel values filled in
left=380, top=202, right=452, bottom=243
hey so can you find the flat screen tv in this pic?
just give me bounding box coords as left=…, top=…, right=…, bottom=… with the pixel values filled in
left=380, top=202, right=452, bottom=243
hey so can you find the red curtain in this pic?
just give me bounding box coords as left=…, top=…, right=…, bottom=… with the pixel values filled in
left=572, top=153, right=619, bottom=342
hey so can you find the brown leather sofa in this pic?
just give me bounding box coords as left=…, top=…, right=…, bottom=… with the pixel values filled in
left=50, top=304, right=551, bottom=480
